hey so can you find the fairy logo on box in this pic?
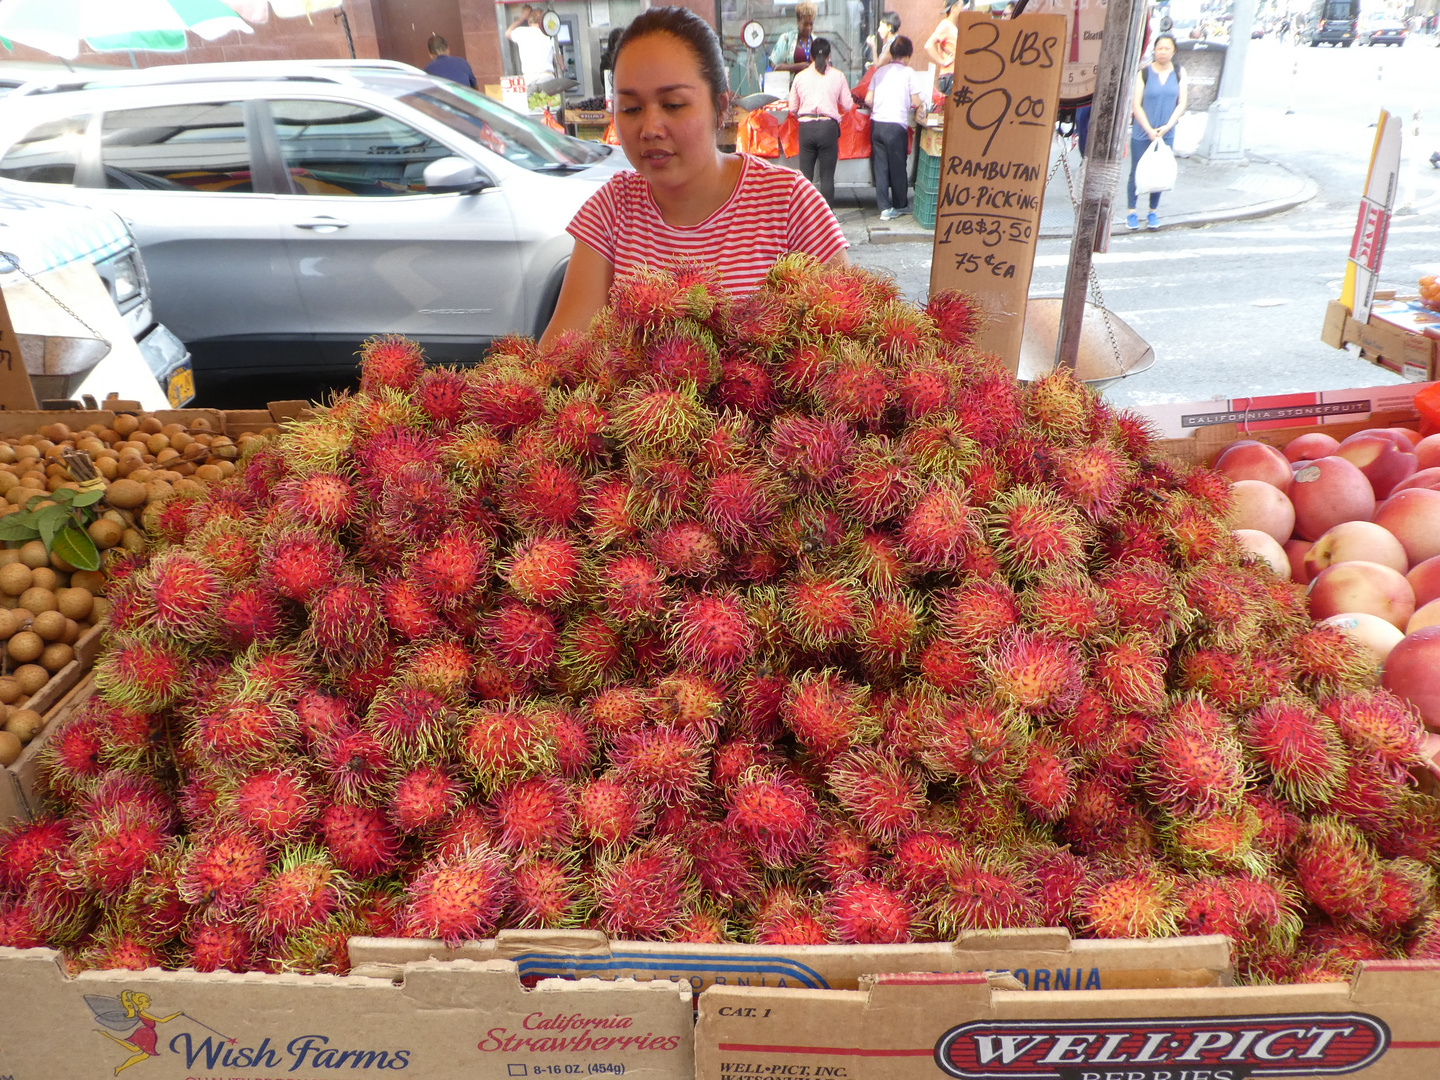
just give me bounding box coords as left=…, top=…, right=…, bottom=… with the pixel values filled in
left=85, top=989, right=411, bottom=1074
left=933, top=1013, right=1390, bottom=1080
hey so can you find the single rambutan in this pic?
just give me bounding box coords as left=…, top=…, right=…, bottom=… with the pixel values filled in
left=725, top=768, right=820, bottom=867
left=765, top=413, right=853, bottom=493
left=185, top=919, right=255, bottom=973
left=188, top=696, right=297, bottom=767
left=490, top=776, right=575, bottom=854
left=627, top=453, right=696, bottom=527
left=647, top=519, right=724, bottom=578
left=320, top=802, right=401, bottom=879
left=827, top=878, right=916, bottom=944
left=501, top=534, right=582, bottom=607
left=684, top=822, right=762, bottom=906
left=502, top=455, right=585, bottom=531
left=557, top=612, right=626, bottom=690
left=510, top=856, right=584, bottom=928
left=784, top=571, right=864, bottom=648
left=984, top=630, right=1083, bottom=715
left=470, top=363, right=546, bottom=436
left=216, top=584, right=287, bottom=650
left=1081, top=862, right=1179, bottom=938
left=812, top=345, right=893, bottom=423
left=274, top=471, right=358, bottom=530
left=225, top=767, right=315, bottom=845
left=933, top=578, right=1019, bottom=654
left=702, top=467, right=784, bottom=547
left=899, top=479, right=976, bottom=571
left=460, top=705, right=557, bottom=792
left=610, top=723, right=709, bottom=803
left=1063, top=776, right=1155, bottom=859
left=1293, top=817, right=1382, bottom=925
left=1024, top=845, right=1090, bottom=930
left=1322, top=689, right=1425, bottom=779
left=986, top=486, right=1087, bottom=579
left=1241, top=699, right=1347, bottom=807
left=409, top=526, right=490, bottom=611
left=314, top=725, right=392, bottom=801
left=782, top=670, right=876, bottom=763
left=596, top=552, right=669, bottom=624
left=1143, top=718, right=1250, bottom=818
left=94, top=637, right=190, bottom=712
left=667, top=590, right=755, bottom=675
left=1014, top=739, right=1076, bottom=822
left=294, top=687, right=353, bottom=747
left=919, top=699, right=1017, bottom=788
left=827, top=749, right=924, bottom=844
left=359, top=334, right=425, bottom=392
left=933, top=853, right=1035, bottom=935
left=591, top=839, right=692, bottom=938
left=404, top=845, right=512, bottom=946
left=390, top=763, right=464, bottom=834
left=1089, top=633, right=1168, bottom=714
left=415, top=365, right=474, bottom=428
left=925, top=290, right=982, bottom=345
left=748, top=884, right=830, bottom=944
left=916, top=637, right=982, bottom=695
left=1021, top=572, right=1112, bottom=639
left=856, top=592, right=924, bottom=672
left=179, top=826, right=269, bottom=914
left=575, top=776, right=650, bottom=848
left=262, top=527, right=345, bottom=603
left=1372, top=858, right=1435, bottom=935
left=481, top=600, right=557, bottom=676
left=401, top=637, right=474, bottom=701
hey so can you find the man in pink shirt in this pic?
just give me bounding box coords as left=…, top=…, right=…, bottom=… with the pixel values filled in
left=787, top=38, right=853, bottom=205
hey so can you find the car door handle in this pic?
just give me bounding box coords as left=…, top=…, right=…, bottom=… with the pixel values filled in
left=293, top=217, right=350, bottom=232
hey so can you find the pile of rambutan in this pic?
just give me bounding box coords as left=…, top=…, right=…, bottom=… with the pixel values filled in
left=2, top=256, right=1437, bottom=984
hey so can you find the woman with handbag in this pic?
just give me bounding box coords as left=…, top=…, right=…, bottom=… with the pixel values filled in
left=1126, top=34, right=1187, bottom=231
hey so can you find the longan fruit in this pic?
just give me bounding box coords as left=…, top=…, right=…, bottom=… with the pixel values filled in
left=0, top=730, right=21, bottom=766
left=19, top=541, right=48, bottom=569
left=61, top=618, right=79, bottom=645
left=19, top=588, right=56, bottom=615
left=113, top=414, right=140, bottom=437
left=173, top=478, right=204, bottom=494
left=7, top=630, right=43, bottom=663
left=57, top=588, right=94, bottom=621
left=161, top=423, right=186, bottom=438
left=5, top=709, right=43, bottom=743
left=31, top=610, right=66, bottom=642
left=0, top=675, right=21, bottom=704
left=0, top=444, right=14, bottom=464
left=0, top=608, right=18, bottom=640
left=88, top=519, right=124, bottom=550
left=103, top=478, right=147, bottom=510
left=90, top=597, right=113, bottom=624
left=40, top=642, right=74, bottom=672
left=29, top=567, right=58, bottom=591
left=0, top=563, right=32, bottom=596
left=13, top=664, right=49, bottom=695
left=138, top=416, right=163, bottom=435
left=70, top=571, right=106, bottom=594
left=191, top=417, right=214, bottom=432
left=121, top=529, right=145, bottom=554
left=0, top=473, right=15, bottom=494
left=49, top=551, right=77, bottom=574
left=95, top=457, right=119, bottom=480
left=195, top=464, right=224, bottom=483
left=217, top=460, right=236, bottom=478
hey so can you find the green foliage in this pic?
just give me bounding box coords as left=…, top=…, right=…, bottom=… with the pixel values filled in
left=0, top=486, right=103, bottom=571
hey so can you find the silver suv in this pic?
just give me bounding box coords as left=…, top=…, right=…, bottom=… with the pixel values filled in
left=0, top=60, right=626, bottom=401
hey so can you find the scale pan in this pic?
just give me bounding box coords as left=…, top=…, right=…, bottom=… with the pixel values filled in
left=1017, top=298, right=1155, bottom=391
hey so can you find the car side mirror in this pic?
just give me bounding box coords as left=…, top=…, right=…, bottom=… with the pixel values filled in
left=424, top=157, right=490, bottom=194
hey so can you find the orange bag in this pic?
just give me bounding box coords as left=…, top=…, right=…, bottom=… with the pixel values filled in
left=541, top=107, right=565, bottom=133
left=779, top=113, right=799, bottom=159
left=838, top=110, right=871, bottom=160
left=604, top=122, right=620, bottom=145
left=738, top=109, right=781, bottom=157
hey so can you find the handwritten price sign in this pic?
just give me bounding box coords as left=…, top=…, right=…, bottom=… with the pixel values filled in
left=928, top=13, right=1065, bottom=369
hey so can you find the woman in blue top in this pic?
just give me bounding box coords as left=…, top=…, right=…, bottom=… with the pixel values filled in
left=1127, top=34, right=1187, bottom=231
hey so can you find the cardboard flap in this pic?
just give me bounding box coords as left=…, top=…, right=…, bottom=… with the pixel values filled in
left=496, top=928, right=614, bottom=955
left=952, top=927, right=1072, bottom=952
left=1350, top=958, right=1440, bottom=1003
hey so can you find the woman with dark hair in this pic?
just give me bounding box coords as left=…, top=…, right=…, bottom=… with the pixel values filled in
left=1126, top=33, right=1187, bottom=231
left=865, top=35, right=923, bottom=220
left=788, top=37, right=852, bottom=204
left=539, top=6, right=848, bottom=345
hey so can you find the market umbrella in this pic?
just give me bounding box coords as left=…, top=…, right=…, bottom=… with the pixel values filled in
left=217, top=0, right=342, bottom=23
left=0, top=0, right=253, bottom=60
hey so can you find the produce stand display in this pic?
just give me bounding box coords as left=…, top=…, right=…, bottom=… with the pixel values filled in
left=1322, top=295, right=1440, bottom=383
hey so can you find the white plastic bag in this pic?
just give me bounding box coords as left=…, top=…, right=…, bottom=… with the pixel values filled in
left=1133, top=139, right=1177, bottom=195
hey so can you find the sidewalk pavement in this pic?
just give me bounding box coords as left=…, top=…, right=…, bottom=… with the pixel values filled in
left=829, top=141, right=1318, bottom=246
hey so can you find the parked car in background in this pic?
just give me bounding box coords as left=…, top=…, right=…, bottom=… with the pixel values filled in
left=0, top=60, right=627, bottom=404
left=0, top=187, right=193, bottom=406
left=0, top=61, right=115, bottom=94
left=1306, top=0, right=1361, bottom=44
left=1359, top=18, right=1407, bottom=44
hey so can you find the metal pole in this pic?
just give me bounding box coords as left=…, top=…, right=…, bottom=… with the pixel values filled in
left=1053, top=0, right=1149, bottom=372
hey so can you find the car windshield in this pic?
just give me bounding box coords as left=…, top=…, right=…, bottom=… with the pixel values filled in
left=358, top=75, right=608, bottom=170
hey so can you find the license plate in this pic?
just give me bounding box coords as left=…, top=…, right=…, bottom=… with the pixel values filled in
left=166, top=360, right=196, bottom=408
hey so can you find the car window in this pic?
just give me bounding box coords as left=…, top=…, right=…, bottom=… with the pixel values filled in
left=394, top=83, right=607, bottom=171
left=100, top=102, right=253, bottom=192
left=0, top=115, right=90, bottom=185
left=269, top=99, right=455, bottom=196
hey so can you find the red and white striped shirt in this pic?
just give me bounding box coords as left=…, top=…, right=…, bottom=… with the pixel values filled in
left=566, top=154, right=848, bottom=297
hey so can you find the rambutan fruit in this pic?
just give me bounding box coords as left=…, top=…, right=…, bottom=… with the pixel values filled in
left=188, top=696, right=297, bottom=768
left=390, top=763, right=464, bottom=834
left=812, top=344, right=893, bottom=423
left=591, top=839, right=693, bottom=938
left=246, top=845, right=354, bottom=939
left=827, top=749, right=924, bottom=844
left=185, top=918, right=255, bottom=973
left=843, top=528, right=910, bottom=592
left=65, top=808, right=171, bottom=899
left=783, top=570, right=864, bottom=649
left=1373, top=858, right=1435, bottom=935
left=401, top=637, right=474, bottom=701
left=1246, top=787, right=1305, bottom=858
left=460, top=705, right=557, bottom=792
left=711, top=355, right=778, bottom=415
left=1321, top=755, right=1407, bottom=834
left=576, top=776, right=650, bottom=848
left=216, top=584, right=287, bottom=650
left=1025, top=845, right=1090, bottom=930
left=274, top=471, right=358, bottom=531
left=856, top=592, right=924, bottom=672
left=647, top=519, right=724, bottom=578
left=501, top=534, right=582, bottom=607
left=596, top=551, right=669, bottom=624
left=36, top=715, right=107, bottom=802
left=470, top=363, right=546, bottom=436
left=1096, top=559, right=1187, bottom=641
left=984, top=630, right=1084, bottom=715
left=1080, top=861, right=1180, bottom=938
left=838, top=436, right=919, bottom=527
left=899, top=479, right=976, bottom=571
left=360, top=334, right=425, bottom=393
left=558, top=612, right=626, bottom=691
left=1374, top=793, right=1440, bottom=864
left=667, top=590, right=755, bottom=675
left=986, top=486, right=1087, bottom=579
left=490, top=776, right=575, bottom=854
left=1021, top=572, right=1113, bottom=640
left=305, top=574, right=384, bottom=665
left=179, top=826, right=269, bottom=914
left=141, top=551, right=221, bottom=636
left=608, top=267, right=686, bottom=331
left=925, top=290, right=983, bottom=346
left=1322, top=689, right=1425, bottom=779
left=1142, top=718, right=1249, bottom=819
left=415, top=365, right=474, bottom=429
left=627, top=453, right=697, bottom=528
left=898, top=413, right=979, bottom=476
left=1015, top=738, right=1077, bottom=822
left=1089, top=633, right=1168, bottom=714
left=612, top=380, right=711, bottom=455
left=510, top=856, right=584, bottom=928
left=94, top=636, right=190, bottom=712
left=827, top=878, right=916, bottom=944
left=871, top=299, right=938, bottom=366
left=933, top=853, right=1035, bottom=935
left=646, top=329, right=720, bottom=388
left=725, top=769, right=820, bottom=867
left=611, top=724, right=709, bottom=803
left=1165, top=804, right=1265, bottom=873
left=916, top=638, right=981, bottom=695
left=782, top=670, right=877, bottom=763
left=319, top=802, right=401, bottom=880
left=484, top=600, right=559, bottom=676
left=933, top=578, right=1020, bottom=654
left=728, top=289, right=795, bottom=351
left=262, top=527, right=345, bottom=603
left=404, top=844, right=512, bottom=946
left=685, top=822, right=763, bottom=906
left=363, top=683, right=454, bottom=765
left=1063, top=777, right=1155, bottom=860
left=919, top=699, right=1017, bottom=788
left=314, top=725, right=392, bottom=801
left=734, top=668, right=788, bottom=742
left=1051, top=444, right=1130, bottom=520
left=294, top=687, right=353, bottom=747
left=584, top=474, right=641, bottom=545
left=1241, top=699, right=1347, bottom=807
left=225, top=767, right=316, bottom=845
left=748, top=884, right=831, bottom=944
left=1293, top=817, right=1382, bottom=926
left=409, top=526, right=490, bottom=611
left=765, top=413, right=853, bottom=493
left=703, top=466, right=784, bottom=547
left=584, top=684, right=649, bottom=741
left=501, top=455, right=585, bottom=531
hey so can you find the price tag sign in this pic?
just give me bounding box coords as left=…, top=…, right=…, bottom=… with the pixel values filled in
left=928, top=13, right=1065, bottom=370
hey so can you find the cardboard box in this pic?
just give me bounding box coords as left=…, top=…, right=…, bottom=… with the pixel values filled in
left=694, top=962, right=1440, bottom=1080
left=1140, top=380, right=1433, bottom=466
left=566, top=109, right=610, bottom=124
left=0, top=407, right=227, bottom=438
left=0, top=946, right=695, bottom=1080
left=350, top=929, right=1231, bottom=995
left=1322, top=297, right=1439, bottom=382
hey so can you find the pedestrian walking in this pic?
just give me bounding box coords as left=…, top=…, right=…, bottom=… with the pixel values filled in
left=424, top=33, right=477, bottom=89
left=1126, top=33, right=1187, bottom=231
left=788, top=38, right=852, bottom=205
left=866, top=35, right=925, bottom=220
